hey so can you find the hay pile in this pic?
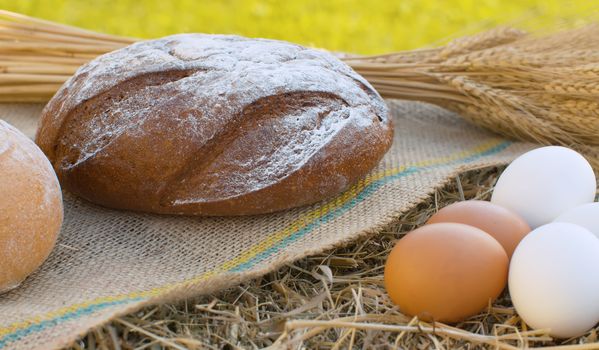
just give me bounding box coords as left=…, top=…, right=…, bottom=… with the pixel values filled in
left=62, top=167, right=599, bottom=350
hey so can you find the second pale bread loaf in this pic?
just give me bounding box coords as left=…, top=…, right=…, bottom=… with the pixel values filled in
left=1, top=120, right=62, bottom=293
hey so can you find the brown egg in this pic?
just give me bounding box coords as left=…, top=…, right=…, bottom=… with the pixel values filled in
left=427, top=200, right=531, bottom=258
left=384, top=223, right=508, bottom=323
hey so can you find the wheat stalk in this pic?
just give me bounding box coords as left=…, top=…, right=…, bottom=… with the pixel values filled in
left=0, top=10, right=597, bottom=166
left=348, top=25, right=599, bottom=168
left=0, top=10, right=136, bottom=101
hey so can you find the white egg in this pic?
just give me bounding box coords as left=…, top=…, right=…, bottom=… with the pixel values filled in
left=491, top=146, right=596, bottom=228
left=554, top=203, right=599, bottom=239
left=509, top=223, right=599, bottom=338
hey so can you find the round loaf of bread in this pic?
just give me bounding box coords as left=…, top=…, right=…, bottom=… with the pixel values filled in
left=1, top=120, right=62, bottom=293
left=36, top=34, right=393, bottom=215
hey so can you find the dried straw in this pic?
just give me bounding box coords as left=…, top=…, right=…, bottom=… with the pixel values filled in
left=0, top=11, right=597, bottom=166
left=0, top=10, right=135, bottom=101
left=347, top=26, right=599, bottom=168
left=63, top=168, right=599, bottom=349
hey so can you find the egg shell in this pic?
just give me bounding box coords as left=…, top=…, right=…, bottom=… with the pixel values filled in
left=554, top=203, right=599, bottom=239
left=427, top=200, right=530, bottom=258
left=491, top=146, right=596, bottom=228
left=384, top=223, right=508, bottom=323
left=509, top=222, right=599, bottom=338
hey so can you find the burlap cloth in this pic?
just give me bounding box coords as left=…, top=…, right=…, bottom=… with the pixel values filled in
left=0, top=100, right=534, bottom=349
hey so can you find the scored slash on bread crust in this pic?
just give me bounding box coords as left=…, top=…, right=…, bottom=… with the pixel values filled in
left=35, top=34, right=393, bottom=215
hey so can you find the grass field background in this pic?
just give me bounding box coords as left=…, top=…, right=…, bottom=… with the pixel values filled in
left=1, top=1, right=597, bottom=54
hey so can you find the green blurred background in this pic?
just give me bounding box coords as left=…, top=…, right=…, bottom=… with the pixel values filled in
left=1, top=0, right=597, bottom=54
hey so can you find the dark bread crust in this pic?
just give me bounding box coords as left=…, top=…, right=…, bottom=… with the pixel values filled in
left=36, top=34, right=393, bottom=215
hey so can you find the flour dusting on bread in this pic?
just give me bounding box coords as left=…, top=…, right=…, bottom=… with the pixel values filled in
left=36, top=34, right=393, bottom=215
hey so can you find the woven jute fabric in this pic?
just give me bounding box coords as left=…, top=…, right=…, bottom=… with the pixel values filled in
left=0, top=100, right=534, bottom=350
